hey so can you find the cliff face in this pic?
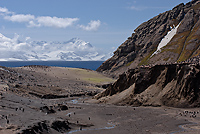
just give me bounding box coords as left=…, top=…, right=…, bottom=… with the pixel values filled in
left=97, top=0, right=200, bottom=77
left=95, top=61, right=200, bottom=108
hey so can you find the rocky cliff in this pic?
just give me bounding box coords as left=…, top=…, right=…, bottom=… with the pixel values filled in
left=95, top=59, right=200, bottom=108
left=95, top=0, right=200, bottom=108
left=97, top=0, right=200, bottom=77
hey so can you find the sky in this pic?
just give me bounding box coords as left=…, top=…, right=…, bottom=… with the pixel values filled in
left=0, top=0, right=191, bottom=53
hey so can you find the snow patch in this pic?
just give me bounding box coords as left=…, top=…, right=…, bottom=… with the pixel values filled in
left=151, top=23, right=181, bottom=57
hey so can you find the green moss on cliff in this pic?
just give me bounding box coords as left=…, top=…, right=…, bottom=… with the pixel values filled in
left=178, top=19, right=200, bottom=62
left=139, top=48, right=157, bottom=66
left=192, top=49, right=200, bottom=57
left=163, top=57, right=170, bottom=61
left=126, top=60, right=134, bottom=67
left=156, top=31, right=190, bottom=62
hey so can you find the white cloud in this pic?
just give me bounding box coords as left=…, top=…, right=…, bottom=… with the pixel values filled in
left=35, top=16, right=79, bottom=28
left=78, top=20, right=101, bottom=31
left=28, top=20, right=41, bottom=27
left=0, top=7, right=8, bottom=13
left=2, top=11, right=79, bottom=28
left=0, top=6, right=80, bottom=29
left=0, top=7, right=10, bottom=14
left=4, top=14, right=35, bottom=22
left=0, top=6, right=101, bottom=31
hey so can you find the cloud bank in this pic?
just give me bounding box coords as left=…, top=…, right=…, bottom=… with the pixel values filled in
left=0, top=7, right=100, bottom=31
left=4, top=14, right=35, bottom=22
left=78, top=20, right=101, bottom=31
left=29, top=16, right=79, bottom=28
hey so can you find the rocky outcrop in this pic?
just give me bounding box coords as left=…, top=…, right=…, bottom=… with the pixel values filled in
left=95, top=61, right=200, bottom=108
left=97, top=0, right=200, bottom=77
left=19, top=121, right=49, bottom=134
left=39, top=104, right=69, bottom=114
left=51, top=120, right=70, bottom=133
left=18, top=120, right=70, bottom=134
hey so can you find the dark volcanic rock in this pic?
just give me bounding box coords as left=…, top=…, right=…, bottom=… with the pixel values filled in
left=18, top=120, right=70, bottom=134
left=19, top=121, right=49, bottom=134
left=40, top=106, right=56, bottom=114
left=54, top=104, right=68, bottom=111
left=41, top=94, right=69, bottom=99
left=40, top=104, right=68, bottom=114
left=51, top=120, right=70, bottom=133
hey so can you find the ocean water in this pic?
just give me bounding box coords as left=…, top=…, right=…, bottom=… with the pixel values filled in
left=0, top=61, right=104, bottom=70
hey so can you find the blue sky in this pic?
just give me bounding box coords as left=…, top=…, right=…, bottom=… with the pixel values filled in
left=0, top=0, right=191, bottom=52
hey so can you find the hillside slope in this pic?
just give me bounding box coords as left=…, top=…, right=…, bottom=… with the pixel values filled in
left=95, top=60, right=200, bottom=107
left=97, top=0, right=200, bottom=77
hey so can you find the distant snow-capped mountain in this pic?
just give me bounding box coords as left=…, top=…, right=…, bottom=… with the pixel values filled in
left=0, top=33, right=112, bottom=61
